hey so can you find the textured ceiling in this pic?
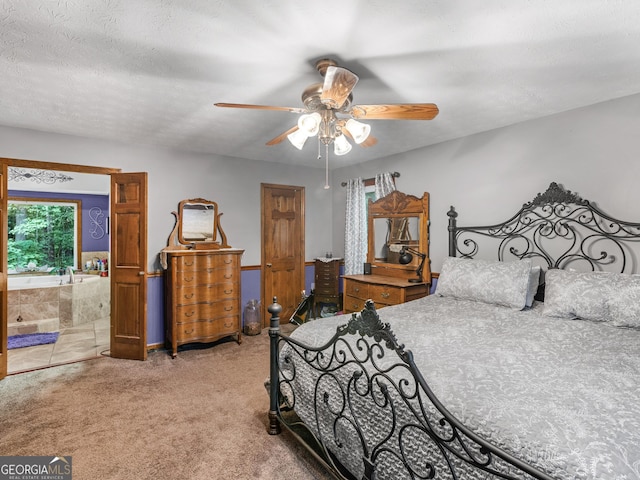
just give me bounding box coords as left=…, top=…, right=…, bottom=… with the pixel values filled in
left=1, top=1, right=640, bottom=169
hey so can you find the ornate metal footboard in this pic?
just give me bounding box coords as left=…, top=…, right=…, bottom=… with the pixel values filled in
left=267, top=298, right=554, bottom=480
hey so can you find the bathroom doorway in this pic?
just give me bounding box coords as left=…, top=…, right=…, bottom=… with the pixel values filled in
left=6, top=166, right=112, bottom=374
left=7, top=166, right=111, bottom=374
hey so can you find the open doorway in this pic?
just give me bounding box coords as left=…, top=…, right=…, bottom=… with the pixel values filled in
left=6, top=166, right=111, bottom=374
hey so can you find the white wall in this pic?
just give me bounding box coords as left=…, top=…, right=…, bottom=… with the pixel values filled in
left=0, top=126, right=334, bottom=270
left=332, top=93, right=640, bottom=272
left=3, top=92, right=640, bottom=274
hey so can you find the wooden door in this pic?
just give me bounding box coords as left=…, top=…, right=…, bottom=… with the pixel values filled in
left=0, top=165, right=7, bottom=379
left=261, top=184, right=305, bottom=327
left=110, top=173, right=148, bottom=360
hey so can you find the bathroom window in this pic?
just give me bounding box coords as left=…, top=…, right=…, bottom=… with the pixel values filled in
left=7, top=198, right=80, bottom=273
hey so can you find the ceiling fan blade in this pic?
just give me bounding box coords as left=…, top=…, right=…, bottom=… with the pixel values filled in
left=343, top=129, right=378, bottom=148
left=351, top=103, right=439, bottom=120
left=320, top=66, right=359, bottom=109
left=360, top=135, right=378, bottom=148
left=266, top=125, right=299, bottom=146
left=215, top=103, right=307, bottom=114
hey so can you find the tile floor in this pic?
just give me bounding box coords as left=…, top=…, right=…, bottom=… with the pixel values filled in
left=7, top=317, right=110, bottom=374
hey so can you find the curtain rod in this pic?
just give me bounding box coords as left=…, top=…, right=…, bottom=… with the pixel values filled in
left=341, top=171, right=400, bottom=187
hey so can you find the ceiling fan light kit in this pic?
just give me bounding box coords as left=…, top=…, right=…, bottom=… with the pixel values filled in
left=344, top=119, right=371, bottom=144
left=215, top=58, right=439, bottom=185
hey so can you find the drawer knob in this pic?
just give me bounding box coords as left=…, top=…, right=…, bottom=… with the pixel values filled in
left=185, top=311, right=195, bottom=317
left=184, top=293, right=194, bottom=299
left=381, top=292, right=390, bottom=299
left=184, top=328, right=194, bottom=334
left=354, top=287, right=360, bottom=292
left=224, top=289, right=233, bottom=294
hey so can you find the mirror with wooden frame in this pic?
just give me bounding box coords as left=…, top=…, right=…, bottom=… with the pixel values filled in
left=166, top=198, right=230, bottom=249
left=367, top=191, right=430, bottom=281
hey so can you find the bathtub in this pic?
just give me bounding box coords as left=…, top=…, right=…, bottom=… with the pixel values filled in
left=9, top=274, right=98, bottom=289
left=8, top=274, right=110, bottom=336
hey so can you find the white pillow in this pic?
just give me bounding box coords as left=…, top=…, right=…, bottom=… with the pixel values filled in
left=543, top=269, right=640, bottom=327
left=543, top=269, right=615, bottom=321
left=607, top=274, right=640, bottom=328
left=436, top=257, right=532, bottom=310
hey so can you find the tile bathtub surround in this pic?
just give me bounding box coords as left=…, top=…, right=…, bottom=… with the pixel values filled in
left=8, top=287, right=61, bottom=336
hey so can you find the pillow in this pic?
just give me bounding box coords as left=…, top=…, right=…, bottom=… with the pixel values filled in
left=608, top=274, right=640, bottom=328
left=543, top=269, right=640, bottom=325
left=436, top=257, right=532, bottom=310
left=526, top=266, right=541, bottom=307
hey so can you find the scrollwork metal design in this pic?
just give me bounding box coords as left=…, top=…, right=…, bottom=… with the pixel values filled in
left=8, top=167, right=73, bottom=184
left=272, top=301, right=553, bottom=480
left=88, top=207, right=106, bottom=239
left=449, top=182, right=640, bottom=272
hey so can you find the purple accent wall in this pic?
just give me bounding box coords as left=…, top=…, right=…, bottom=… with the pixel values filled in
left=10, top=190, right=110, bottom=252
left=147, top=276, right=165, bottom=346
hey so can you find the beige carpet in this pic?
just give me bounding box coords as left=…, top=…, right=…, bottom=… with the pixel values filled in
left=0, top=326, right=334, bottom=480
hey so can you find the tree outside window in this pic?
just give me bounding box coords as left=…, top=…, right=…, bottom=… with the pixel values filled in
left=8, top=199, right=80, bottom=273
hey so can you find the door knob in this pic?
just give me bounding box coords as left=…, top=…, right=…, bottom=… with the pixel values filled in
left=266, top=263, right=272, bottom=267
left=139, top=271, right=145, bottom=276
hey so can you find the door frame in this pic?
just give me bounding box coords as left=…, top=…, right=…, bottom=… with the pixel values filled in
left=0, top=157, right=146, bottom=378
left=260, top=183, right=305, bottom=327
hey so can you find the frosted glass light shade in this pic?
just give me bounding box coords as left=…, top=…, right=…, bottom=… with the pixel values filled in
left=344, top=119, right=371, bottom=144
left=333, top=134, right=352, bottom=156
left=297, top=112, right=321, bottom=136
left=287, top=128, right=309, bottom=150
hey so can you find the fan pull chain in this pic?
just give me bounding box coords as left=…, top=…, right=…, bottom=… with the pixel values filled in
left=324, top=143, right=330, bottom=189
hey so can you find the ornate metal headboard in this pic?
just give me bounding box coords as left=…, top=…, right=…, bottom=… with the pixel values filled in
left=448, top=182, right=640, bottom=274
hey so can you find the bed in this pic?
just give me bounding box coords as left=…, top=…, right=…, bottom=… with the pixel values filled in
left=267, top=182, right=640, bottom=480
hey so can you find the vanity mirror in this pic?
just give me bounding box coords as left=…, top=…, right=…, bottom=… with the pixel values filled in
left=166, top=198, right=230, bottom=249
left=342, top=190, right=430, bottom=314
left=367, top=190, right=429, bottom=281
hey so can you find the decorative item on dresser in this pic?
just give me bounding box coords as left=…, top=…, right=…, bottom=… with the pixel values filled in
left=342, top=190, right=430, bottom=313
left=313, top=257, right=342, bottom=316
left=161, top=198, right=244, bottom=358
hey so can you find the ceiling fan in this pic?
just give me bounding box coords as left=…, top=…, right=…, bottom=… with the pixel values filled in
left=214, top=58, right=439, bottom=156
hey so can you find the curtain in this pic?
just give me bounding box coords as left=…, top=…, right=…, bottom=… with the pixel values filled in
left=344, top=177, right=367, bottom=275
left=374, top=172, right=396, bottom=199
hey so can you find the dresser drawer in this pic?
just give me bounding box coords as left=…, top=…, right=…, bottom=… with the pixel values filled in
left=176, top=315, right=239, bottom=342
left=174, top=254, right=238, bottom=272
left=175, top=283, right=239, bottom=305
left=177, top=268, right=237, bottom=286
left=368, top=284, right=402, bottom=305
left=175, top=299, right=238, bottom=324
left=343, top=295, right=367, bottom=313
left=345, top=280, right=368, bottom=299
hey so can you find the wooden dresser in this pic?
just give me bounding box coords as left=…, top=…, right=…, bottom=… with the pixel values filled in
left=314, top=258, right=342, bottom=313
left=164, top=248, right=244, bottom=357
left=342, top=274, right=429, bottom=314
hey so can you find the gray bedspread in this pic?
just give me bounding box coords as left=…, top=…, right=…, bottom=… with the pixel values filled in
left=286, top=295, right=640, bottom=480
